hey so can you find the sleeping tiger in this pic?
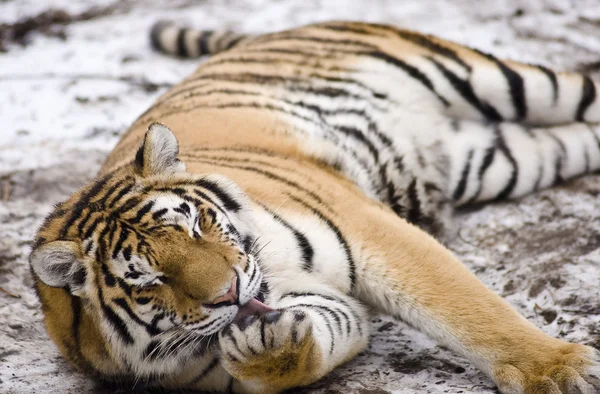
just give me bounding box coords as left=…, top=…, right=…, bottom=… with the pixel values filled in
left=30, top=20, right=600, bottom=393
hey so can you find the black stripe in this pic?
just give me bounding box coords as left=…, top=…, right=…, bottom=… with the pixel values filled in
left=244, top=46, right=340, bottom=59
left=195, top=179, right=241, bottom=212
left=198, top=52, right=357, bottom=73
left=176, top=28, right=190, bottom=57
left=293, top=303, right=343, bottom=333
left=174, top=202, right=191, bottom=217
left=318, top=22, right=385, bottom=36
left=366, top=50, right=449, bottom=106
left=190, top=189, right=227, bottom=215
left=336, top=125, right=380, bottom=162
left=467, top=147, right=495, bottom=204
left=406, top=178, right=422, bottom=224
left=281, top=292, right=362, bottom=336
left=536, top=65, right=559, bottom=104
left=494, top=126, right=519, bottom=200
left=185, top=152, right=303, bottom=179
left=288, top=195, right=356, bottom=291
left=259, top=318, right=267, bottom=348
left=114, top=197, right=142, bottom=217
left=81, top=215, right=101, bottom=239
left=58, top=173, right=111, bottom=238
left=257, top=280, right=270, bottom=303
left=153, top=70, right=385, bottom=112
left=70, top=293, right=83, bottom=361
left=113, top=297, right=160, bottom=335
left=344, top=21, right=472, bottom=72
left=149, top=22, right=166, bottom=52
left=429, top=58, right=502, bottom=121
left=194, top=316, right=226, bottom=332
left=576, top=76, right=596, bottom=121
left=304, top=108, right=393, bottom=147
left=97, top=179, right=128, bottom=208
left=198, top=31, right=213, bottom=55
left=547, top=132, right=567, bottom=185
left=144, top=340, right=161, bottom=361
left=97, top=288, right=133, bottom=344
left=188, top=357, right=220, bottom=386
left=266, top=92, right=383, bottom=162
left=111, top=227, right=129, bottom=259
left=260, top=204, right=314, bottom=271
left=102, top=262, right=116, bottom=287
left=213, top=31, right=234, bottom=53
left=186, top=72, right=388, bottom=101
left=152, top=208, right=168, bottom=220
left=107, top=183, right=134, bottom=207
left=247, top=257, right=259, bottom=286
left=453, top=149, right=474, bottom=201
left=75, top=210, right=96, bottom=236
left=128, top=201, right=155, bottom=224
left=67, top=293, right=99, bottom=376
left=185, top=156, right=330, bottom=209
left=291, top=306, right=334, bottom=354
left=250, top=32, right=378, bottom=49
left=96, top=221, right=114, bottom=262
left=226, top=34, right=246, bottom=49
left=584, top=145, right=590, bottom=173
left=291, top=84, right=388, bottom=106
left=394, top=29, right=472, bottom=72
left=475, top=50, right=527, bottom=120
left=529, top=128, right=543, bottom=192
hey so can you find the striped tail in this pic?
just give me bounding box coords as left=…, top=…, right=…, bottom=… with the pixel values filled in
left=150, top=21, right=250, bottom=58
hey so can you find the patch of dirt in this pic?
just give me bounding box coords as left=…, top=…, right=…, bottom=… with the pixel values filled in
left=388, top=352, right=466, bottom=376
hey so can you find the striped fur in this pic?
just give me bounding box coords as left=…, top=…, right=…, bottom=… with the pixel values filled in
left=30, top=21, right=599, bottom=393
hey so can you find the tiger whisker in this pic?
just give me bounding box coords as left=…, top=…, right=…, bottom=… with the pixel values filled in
left=253, top=240, right=272, bottom=257
left=134, top=332, right=179, bottom=388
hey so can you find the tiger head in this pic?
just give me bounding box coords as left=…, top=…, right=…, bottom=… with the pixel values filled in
left=29, top=123, right=271, bottom=384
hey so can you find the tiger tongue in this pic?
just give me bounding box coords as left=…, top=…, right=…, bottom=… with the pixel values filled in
left=236, top=297, right=274, bottom=318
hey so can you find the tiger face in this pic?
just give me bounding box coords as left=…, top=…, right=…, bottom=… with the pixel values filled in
left=30, top=123, right=271, bottom=380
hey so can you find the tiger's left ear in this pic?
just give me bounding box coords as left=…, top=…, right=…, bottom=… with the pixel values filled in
left=135, top=123, right=186, bottom=177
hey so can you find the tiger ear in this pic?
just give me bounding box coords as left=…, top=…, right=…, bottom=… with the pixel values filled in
left=30, top=241, right=86, bottom=290
left=134, top=123, right=186, bottom=177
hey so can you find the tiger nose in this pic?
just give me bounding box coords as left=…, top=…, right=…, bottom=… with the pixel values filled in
left=209, top=277, right=238, bottom=305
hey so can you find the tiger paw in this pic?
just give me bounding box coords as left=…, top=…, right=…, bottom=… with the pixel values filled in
left=492, top=342, right=600, bottom=393
left=218, top=309, right=323, bottom=392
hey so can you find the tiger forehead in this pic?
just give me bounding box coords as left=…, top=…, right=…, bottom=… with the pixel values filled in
left=150, top=194, right=200, bottom=220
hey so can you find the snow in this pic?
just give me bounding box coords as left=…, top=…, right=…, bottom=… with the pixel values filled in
left=1, top=0, right=599, bottom=393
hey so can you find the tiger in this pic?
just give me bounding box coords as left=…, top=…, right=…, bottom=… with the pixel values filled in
left=29, top=20, right=600, bottom=393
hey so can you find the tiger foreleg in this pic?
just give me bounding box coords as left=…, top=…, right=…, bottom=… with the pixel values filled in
left=354, top=204, right=600, bottom=394
left=219, top=283, right=369, bottom=393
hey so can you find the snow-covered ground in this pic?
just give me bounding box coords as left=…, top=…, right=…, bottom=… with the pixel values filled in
left=1, top=0, right=599, bottom=393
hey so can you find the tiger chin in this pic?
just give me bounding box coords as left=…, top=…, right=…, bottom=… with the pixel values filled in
left=31, top=20, right=600, bottom=394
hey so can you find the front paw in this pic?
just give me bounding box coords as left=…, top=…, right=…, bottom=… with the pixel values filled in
left=219, top=309, right=322, bottom=392
left=493, top=342, right=599, bottom=393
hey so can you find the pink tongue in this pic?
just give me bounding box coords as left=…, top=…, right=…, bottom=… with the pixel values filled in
left=236, top=298, right=274, bottom=318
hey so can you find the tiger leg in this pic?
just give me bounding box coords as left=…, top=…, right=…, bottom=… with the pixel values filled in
left=443, top=119, right=600, bottom=206
left=427, top=40, right=600, bottom=126
left=352, top=203, right=600, bottom=394
left=218, top=279, right=369, bottom=393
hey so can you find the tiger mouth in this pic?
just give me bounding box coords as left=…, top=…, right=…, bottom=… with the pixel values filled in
left=201, top=275, right=274, bottom=318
